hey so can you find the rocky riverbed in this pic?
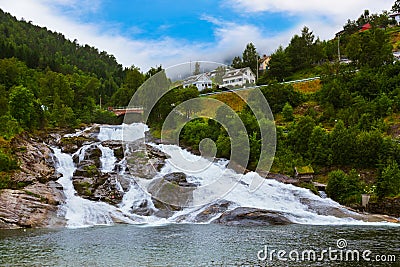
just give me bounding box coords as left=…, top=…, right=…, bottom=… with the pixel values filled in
left=0, top=125, right=399, bottom=229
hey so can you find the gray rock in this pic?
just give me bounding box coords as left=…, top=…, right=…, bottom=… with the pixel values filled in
left=148, top=177, right=195, bottom=211
left=163, top=172, right=197, bottom=187
left=125, top=140, right=169, bottom=179
left=214, top=207, right=293, bottom=226
left=193, top=200, right=232, bottom=223
left=0, top=133, right=66, bottom=229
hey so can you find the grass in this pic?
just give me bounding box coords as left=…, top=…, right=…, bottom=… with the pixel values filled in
left=295, top=165, right=314, bottom=174
left=387, top=25, right=400, bottom=50
left=293, top=79, right=321, bottom=94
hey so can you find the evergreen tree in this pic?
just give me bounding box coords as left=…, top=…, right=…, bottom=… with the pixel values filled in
left=392, top=0, right=400, bottom=12
left=377, top=161, right=400, bottom=198
left=282, top=102, right=294, bottom=122
left=242, top=43, right=259, bottom=74
left=231, top=56, right=243, bottom=69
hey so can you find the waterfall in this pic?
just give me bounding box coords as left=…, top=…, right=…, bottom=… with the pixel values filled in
left=53, top=123, right=396, bottom=228
left=54, top=147, right=136, bottom=228
left=98, top=144, right=117, bottom=173
left=97, top=123, right=148, bottom=142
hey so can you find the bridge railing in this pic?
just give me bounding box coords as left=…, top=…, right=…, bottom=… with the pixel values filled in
left=108, top=106, right=144, bottom=111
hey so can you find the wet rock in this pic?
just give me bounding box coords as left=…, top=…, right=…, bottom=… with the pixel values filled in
left=101, top=140, right=124, bottom=160
left=126, top=140, right=169, bottom=179
left=59, top=136, right=98, bottom=154
left=74, top=160, right=101, bottom=177
left=214, top=207, right=293, bottom=226
left=0, top=133, right=66, bottom=229
left=193, top=201, right=233, bottom=223
left=72, top=145, right=102, bottom=165
left=10, top=133, right=59, bottom=185
left=0, top=181, right=66, bottom=229
left=131, top=199, right=154, bottom=216
left=93, top=175, right=125, bottom=205
left=148, top=177, right=195, bottom=212
left=163, top=172, right=197, bottom=187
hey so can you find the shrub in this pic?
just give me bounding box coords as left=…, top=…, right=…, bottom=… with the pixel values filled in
left=326, top=169, right=363, bottom=204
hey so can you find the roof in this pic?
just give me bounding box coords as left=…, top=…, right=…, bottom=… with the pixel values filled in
left=182, top=73, right=211, bottom=85
left=259, top=55, right=270, bottom=63
left=360, top=23, right=372, bottom=32
left=295, top=166, right=314, bottom=175
left=222, top=67, right=254, bottom=79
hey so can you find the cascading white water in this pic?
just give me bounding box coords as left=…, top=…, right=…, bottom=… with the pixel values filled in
left=98, top=144, right=117, bottom=173
left=54, top=147, right=133, bottom=228
left=97, top=123, right=148, bottom=142
left=53, top=123, right=396, bottom=228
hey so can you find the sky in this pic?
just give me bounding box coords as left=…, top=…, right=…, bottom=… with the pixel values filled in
left=0, top=0, right=395, bottom=71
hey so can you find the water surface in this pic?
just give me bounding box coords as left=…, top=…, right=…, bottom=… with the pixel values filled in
left=1, top=224, right=399, bottom=266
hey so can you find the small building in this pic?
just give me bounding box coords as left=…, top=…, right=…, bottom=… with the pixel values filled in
left=182, top=73, right=213, bottom=91
left=222, top=67, right=256, bottom=88
left=259, top=54, right=271, bottom=72
left=294, top=166, right=314, bottom=182
left=390, top=12, right=400, bottom=24
left=359, top=23, right=372, bottom=32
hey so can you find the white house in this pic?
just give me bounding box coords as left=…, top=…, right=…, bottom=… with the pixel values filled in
left=182, top=73, right=213, bottom=91
left=222, top=67, right=256, bottom=88
left=390, top=12, right=400, bottom=24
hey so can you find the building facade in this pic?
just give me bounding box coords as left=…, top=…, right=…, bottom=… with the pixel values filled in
left=182, top=73, right=213, bottom=91
left=222, top=67, right=256, bottom=88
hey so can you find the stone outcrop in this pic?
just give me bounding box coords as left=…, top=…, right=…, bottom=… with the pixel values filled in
left=148, top=172, right=196, bottom=213
left=0, top=133, right=66, bottom=229
left=214, top=207, right=293, bottom=226
left=193, top=200, right=232, bottom=223
left=0, top=182, right=65, bottom=228
left=126, top=139, right=169, bottom=179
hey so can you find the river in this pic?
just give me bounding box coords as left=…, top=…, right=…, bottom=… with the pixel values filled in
left=1, top=224, right=399, bottom=266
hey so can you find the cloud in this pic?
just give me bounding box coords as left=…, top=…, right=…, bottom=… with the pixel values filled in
left=229, top=0, right=393, bottom=18
left=0, top=0, right=257, bottom=70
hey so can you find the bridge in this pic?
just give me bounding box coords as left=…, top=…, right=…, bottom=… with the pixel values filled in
left=108, top=106, right=144, bottom=116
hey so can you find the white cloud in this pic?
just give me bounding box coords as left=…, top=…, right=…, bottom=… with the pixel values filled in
left=229, top=0, right=392, bottom=18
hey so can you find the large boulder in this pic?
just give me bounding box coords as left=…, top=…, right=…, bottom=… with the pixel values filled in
left=192, top=200, right=232, bottom=223
left=10, top=133, right=59, bottom=185
left=214, top=207, right=293, bottom=226
left=0, top=181, right=66, bottom=229
left=59, top=136, right=98, bottom=154
left=0, top=133, right=66, bottom=229
left=126, top=140, right=169, bottom=179
left=147, top=172, right=196, bottom=212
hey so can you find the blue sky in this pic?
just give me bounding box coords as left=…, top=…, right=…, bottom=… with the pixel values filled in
left=0, top=0, right=395, bottom=71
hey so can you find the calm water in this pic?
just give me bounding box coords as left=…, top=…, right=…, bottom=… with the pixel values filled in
left=1, top=224, right=399, bottom=266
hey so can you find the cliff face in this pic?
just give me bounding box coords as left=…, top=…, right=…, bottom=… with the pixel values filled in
left=0, top=133, right=66, bottom=229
